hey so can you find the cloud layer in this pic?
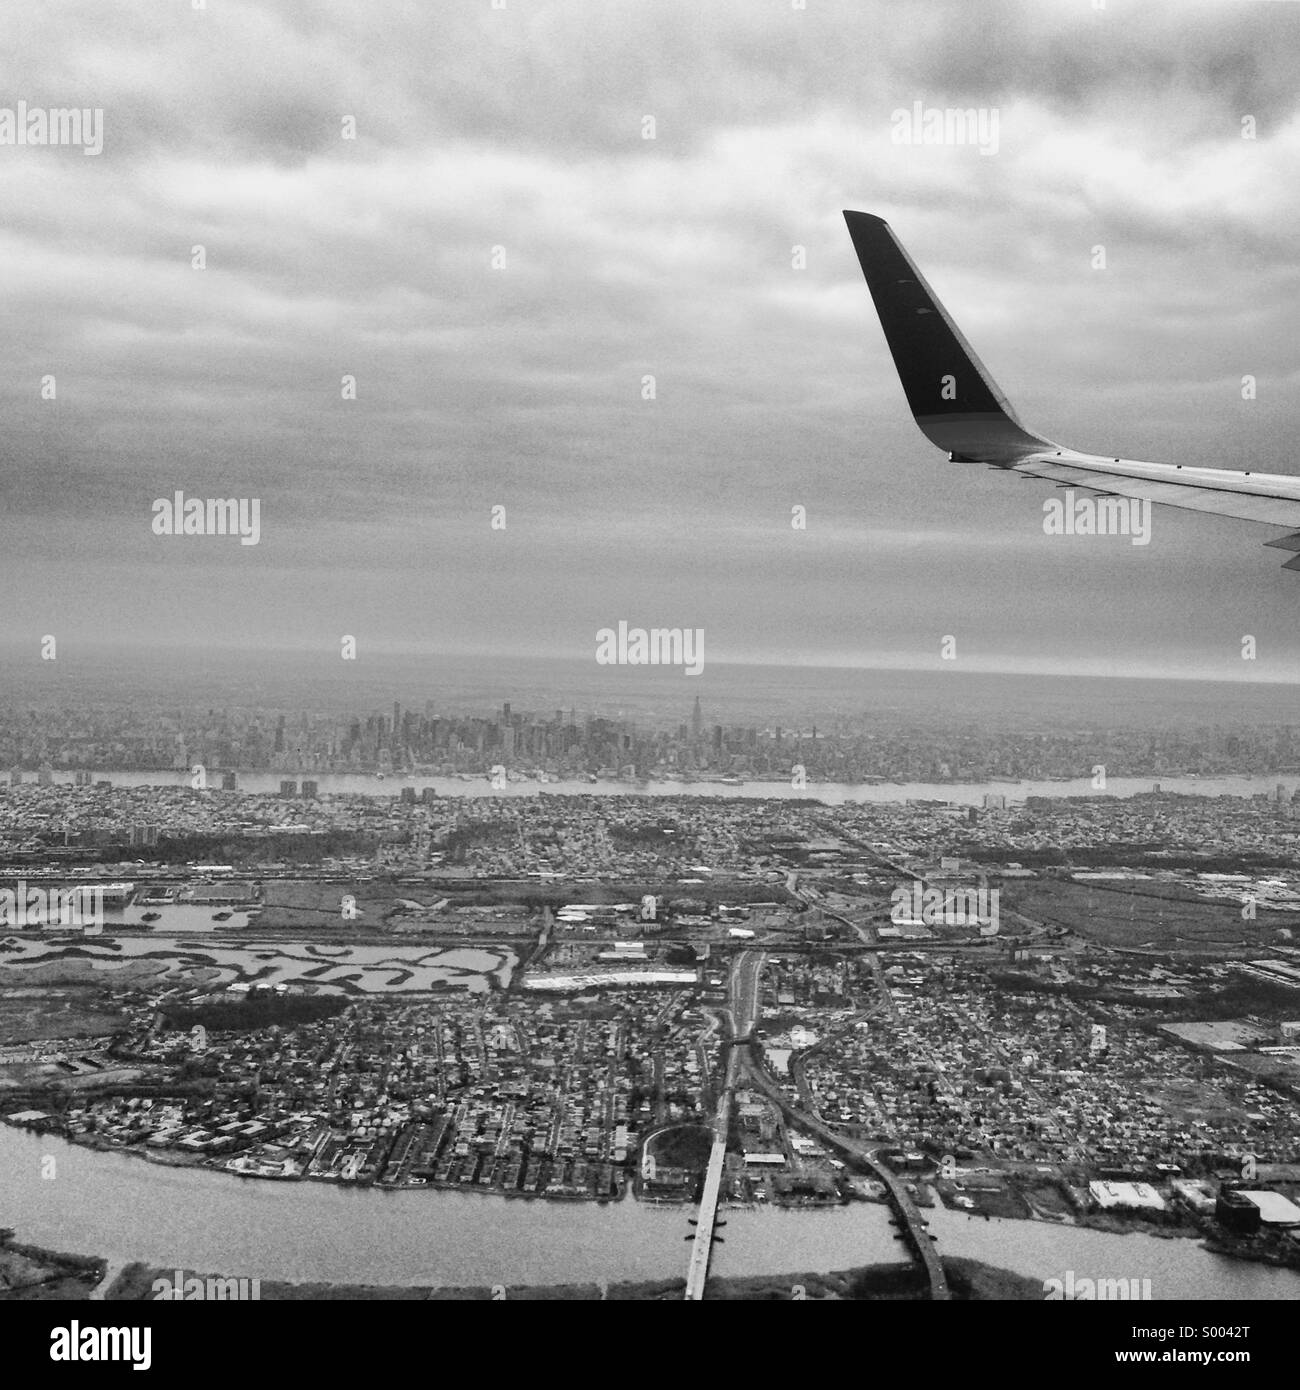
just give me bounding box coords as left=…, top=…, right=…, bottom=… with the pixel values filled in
left=3, top=0, right=1300, bottom=680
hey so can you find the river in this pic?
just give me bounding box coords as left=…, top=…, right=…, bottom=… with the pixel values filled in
left=3, top=1128, right=1296, bottom=1298
left=39, top=770, right=1300, bottom=806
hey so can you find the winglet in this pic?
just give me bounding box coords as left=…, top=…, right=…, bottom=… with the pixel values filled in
left=843, top=210, right=1054, bottom=462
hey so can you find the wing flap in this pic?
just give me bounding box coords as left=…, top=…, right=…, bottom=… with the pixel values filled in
left=1013, top=452, right=1300, bottom=530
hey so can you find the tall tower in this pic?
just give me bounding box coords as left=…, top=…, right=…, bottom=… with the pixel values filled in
left=691, top=695, right=702, bottom=739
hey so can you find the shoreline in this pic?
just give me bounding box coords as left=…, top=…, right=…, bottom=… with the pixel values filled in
left=93, top=1254, right=1043, bottom=1301
left=6, top=1115, right=1294, bottom=1256
left=7, top=1116, right=1298, bottom=1277
left=0, top=1228, right=107, bottom=1300
left=12, top=770, right=1293, bottom=801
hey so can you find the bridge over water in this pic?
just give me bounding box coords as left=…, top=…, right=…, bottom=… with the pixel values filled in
left=738, top=1058, right=950, bottom=1300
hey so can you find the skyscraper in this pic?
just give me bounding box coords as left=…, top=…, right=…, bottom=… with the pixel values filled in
left=691, top=695, right=702, bottom=739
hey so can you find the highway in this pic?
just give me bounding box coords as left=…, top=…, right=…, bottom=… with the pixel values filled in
left=736, top=1056, right=950, bottom=1300
left=684, top=946, right=948, bottom=1300
left=683, top=949, right=764, bottom=1300
left=727, top=940, right=947, bottom=1299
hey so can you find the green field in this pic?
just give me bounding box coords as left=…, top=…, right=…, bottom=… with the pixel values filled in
left=647, top=1123, right=714, bottom=1171
left=1004, top=880, right=1300, bottom=952
left=0, top=988, right=124, bottom=1045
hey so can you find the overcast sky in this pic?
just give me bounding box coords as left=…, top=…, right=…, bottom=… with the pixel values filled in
left=3, top=0, right=1300, bottom=683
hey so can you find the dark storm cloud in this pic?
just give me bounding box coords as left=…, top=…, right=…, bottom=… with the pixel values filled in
left=2, top=0, right=1300, bottom=678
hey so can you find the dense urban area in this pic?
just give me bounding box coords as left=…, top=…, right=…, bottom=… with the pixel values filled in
left=5, top=698, right=1300, bottom=783
left=5, top=748, right=1300, bottom=1298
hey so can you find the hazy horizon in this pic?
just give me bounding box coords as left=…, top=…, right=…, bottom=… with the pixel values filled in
left=7, top=645, right=1300, bottom=733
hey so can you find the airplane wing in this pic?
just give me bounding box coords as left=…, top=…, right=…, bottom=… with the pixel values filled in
left=842, top=209, right=1300, bottom=569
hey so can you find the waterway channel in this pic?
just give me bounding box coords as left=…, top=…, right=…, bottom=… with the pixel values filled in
left=4, top=1128, right=1296, bottom=1298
